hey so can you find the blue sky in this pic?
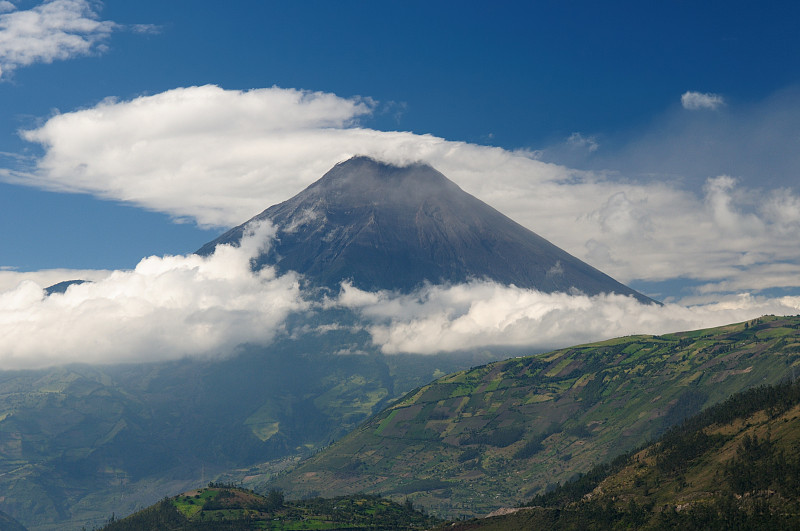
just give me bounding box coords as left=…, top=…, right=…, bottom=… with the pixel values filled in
left=1, top=1, right=800, bottom=368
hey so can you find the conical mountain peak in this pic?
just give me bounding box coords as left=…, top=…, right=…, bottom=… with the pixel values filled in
left=199, top=157, right=656, bottom=304
left=296, top=156, right=463, bottom=208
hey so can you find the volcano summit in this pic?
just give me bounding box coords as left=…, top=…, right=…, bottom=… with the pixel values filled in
left=199, top=156, right=655, bottom=304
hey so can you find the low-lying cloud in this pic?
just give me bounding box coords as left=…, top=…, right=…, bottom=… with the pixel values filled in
left=336, top=281, right=800, bottom=355
left=4, top=260, right=799, bottom=369
left=0, top=221, right=306, bottom=369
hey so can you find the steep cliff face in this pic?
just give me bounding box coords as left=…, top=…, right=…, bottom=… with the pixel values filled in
left=199, top=156, right=656, bottom=303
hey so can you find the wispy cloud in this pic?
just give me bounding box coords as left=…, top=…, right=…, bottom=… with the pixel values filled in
left=567, top=132, right=599, bottom=152
left=0, top=0, right=118, bottom=79
left=681, top=90, right=725, bottom=110
left=128, top=23, right=159, bottom=35
left=576, top=86, right=800, bottom=199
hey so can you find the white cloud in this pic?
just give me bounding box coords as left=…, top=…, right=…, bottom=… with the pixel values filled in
left=129, top=23, right=159, bottom=35
left=336, top=281, right=800, bottom=355
left=4, top=256, right=799, bottom=368
left=0, top=2, right=15, bottom=14
left=17, top=85, right=380, bottom=226
left=567, top=132, right=599, bottom=152
left=0, top=0, right=117, bottom=78
left=6, top=84, right=800, bottom=300
left=681, top=90, right=725, bottom=110
left=0, top=220, right=307, bottom=369
left=703, top=175, right=763, bottom=235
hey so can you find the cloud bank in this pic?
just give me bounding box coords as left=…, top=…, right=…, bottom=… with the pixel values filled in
left=4, top=262, right=798, bottom=369
left=7, top=84, right=800, bottom=300
left=0, top=221, right=306, bottom=369
left=336, top=281, right=800, bottom=355
left=0, top=0, right=116, bottom=79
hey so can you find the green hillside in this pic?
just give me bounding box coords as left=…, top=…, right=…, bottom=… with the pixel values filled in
left=99, top=486, right=437, bottom=531
left=269, top=315, right=800, bottom=518
left=445, top=378, right=800, bottom=529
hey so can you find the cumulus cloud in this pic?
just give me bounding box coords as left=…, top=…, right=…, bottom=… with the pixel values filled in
left=16, top=85, right=380, bottom=226
left=0, top=0, right=118, bottom=78
left=681, top=90, right=725, bottom=110
left=336, top=281, right=800, bottom=355
left=5, top=84, right=800, bottom=301
left=0, top=220, right=306, bottom=369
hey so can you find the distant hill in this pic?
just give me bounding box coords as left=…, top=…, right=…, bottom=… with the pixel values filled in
left=444, top=378, right=800, bottom=529
left=267, top=315, right=800, bottom=518
left=99, top=486, right=437, bottom=531
left=198, top=156, right=656, bottom=303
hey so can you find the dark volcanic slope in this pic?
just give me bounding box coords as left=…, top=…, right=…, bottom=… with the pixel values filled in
left=199, top=156, right=655, bottom=303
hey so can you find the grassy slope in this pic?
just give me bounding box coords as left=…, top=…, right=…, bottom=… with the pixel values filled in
left=270, top=315, right=800, bottom=518
left=99, top=487, right=438, bottom=531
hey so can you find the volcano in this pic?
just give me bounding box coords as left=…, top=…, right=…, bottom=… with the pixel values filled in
left=198, top=156, right=656, bottom=304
